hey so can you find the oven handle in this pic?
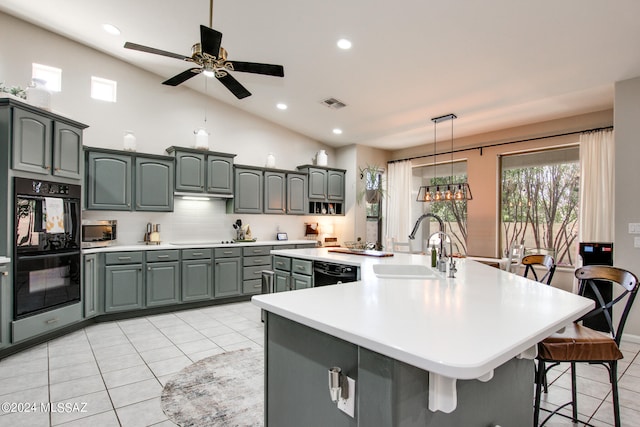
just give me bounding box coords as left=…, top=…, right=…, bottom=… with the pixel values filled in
left=16, top=250, right=80, bottom=260
left=314, top=268, right=354, bottom=278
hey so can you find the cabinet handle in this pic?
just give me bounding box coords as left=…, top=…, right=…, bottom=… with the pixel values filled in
left=157, top=255, right=169, bottom=258
left=1, top=271, right=8, bottom=276
left=148, top=267, right=151, bottom=271
left=192, top=252, right=203, bottom=256
left=223, top=251, right=233, bottom=255
left=254, top=284, right=261, bottom=288
left=54, top=167, right=60, bottom=171
left=45, top=166, right=51, bottom=170
left=118, top=256, right=132, bottom=260
left=127, top=203, right=131, bottom=207
left=45, top=318, right=59, bottom=324
left=276, top=261, right=284, bottom=266
left=254, top=271, right=261, bottom=275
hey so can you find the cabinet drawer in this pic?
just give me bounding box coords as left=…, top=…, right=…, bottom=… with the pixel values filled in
left=242, top=246, right=272, bottom=256
left=243, top=279, right=263, bottom=295
left=215, top=247, right=242, bottom=258
left=182, top=248, right=212, bottom=260
left=105, top=251, right=143, bottom=265
left=273, top=256, right=291, bottom=272
left=244, top=265, right=269, bottom=280
left=12, top=303, right=82, bottom=343
left=243, top=255, right=272, bottom=267
left=146, top=250, right=179, bottom=262
left=291, top=258, right=313, bottom=275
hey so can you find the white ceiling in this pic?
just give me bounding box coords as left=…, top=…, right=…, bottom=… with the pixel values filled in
left=2, top=0, right=639, bottom=150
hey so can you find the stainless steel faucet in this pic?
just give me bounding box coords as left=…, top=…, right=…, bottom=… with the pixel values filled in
left=428, top=231, right=457, bottom=278
left=408, top=213, right=445, bottom=240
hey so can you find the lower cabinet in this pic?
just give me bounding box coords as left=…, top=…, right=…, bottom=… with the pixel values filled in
left=181, top=249, right=213, bottom=302
left=83, top=254, right=99, bottom=319
left=105, top=252, right=144, bottom=313
left=273, top=257, right=314, bottom=291
left=243, top=246, right=272, bottom=295
left=0, top=264, right=9, bottom=349
left=146, top=251, right=180, bottom=307
left=214, top=248, right=242, bottom=298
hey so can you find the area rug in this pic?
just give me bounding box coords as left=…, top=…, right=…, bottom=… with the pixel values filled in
left=161, top=348, right=264, bottom=426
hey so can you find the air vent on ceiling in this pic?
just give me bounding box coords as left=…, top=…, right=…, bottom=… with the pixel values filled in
left=320, top=97, right=347, bottom=110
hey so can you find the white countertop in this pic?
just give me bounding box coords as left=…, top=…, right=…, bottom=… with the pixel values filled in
left=82, top=240, right=316, bottom=254
left=253, top=249, right=594, bottom=381
left=0, top=256, right=10, bottom=264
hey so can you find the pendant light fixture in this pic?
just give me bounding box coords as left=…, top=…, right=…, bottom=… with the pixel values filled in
left=416, top=113, right=473, bottom=202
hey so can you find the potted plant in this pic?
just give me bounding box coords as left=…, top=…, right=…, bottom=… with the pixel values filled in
left=357, top=164, right=385, bottom=204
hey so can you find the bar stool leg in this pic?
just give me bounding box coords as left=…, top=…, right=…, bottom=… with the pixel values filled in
left=610, top=361, right=621, bottom=427
left=570, top=362, right=578, bottom=422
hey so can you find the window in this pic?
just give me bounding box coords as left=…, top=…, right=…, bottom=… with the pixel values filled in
left=91, top=76, right=117, bottom=102
left=32, top=63, right=62, bottom=92
left=500, top=146, right=580, bottom=266
left=412, top=161, right=468, bottom=254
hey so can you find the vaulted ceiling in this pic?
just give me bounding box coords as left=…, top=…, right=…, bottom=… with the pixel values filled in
left=2, top=0, right=639, bottom=150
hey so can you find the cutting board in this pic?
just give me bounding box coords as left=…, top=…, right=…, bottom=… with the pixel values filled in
left=328, top=248, right=394, bottom=257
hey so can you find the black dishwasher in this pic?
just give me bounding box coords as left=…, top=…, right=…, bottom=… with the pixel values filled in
left=313, top=261, right=359, bottom=286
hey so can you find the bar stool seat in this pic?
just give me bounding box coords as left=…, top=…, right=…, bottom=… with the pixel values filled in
left=537, top=323, right=623, bottom=361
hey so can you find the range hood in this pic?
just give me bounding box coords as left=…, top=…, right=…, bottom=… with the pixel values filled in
left=174, top=191, right=234, bottom=200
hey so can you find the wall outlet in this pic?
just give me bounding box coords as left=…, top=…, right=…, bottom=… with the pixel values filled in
left=337, top=376, right=356, bottom=417
left=629, top=223, right=640, bottom=234
left=634, top=237, right=640, bottom=248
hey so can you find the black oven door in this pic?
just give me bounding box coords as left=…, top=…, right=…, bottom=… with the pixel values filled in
left=14, top=252, right=81, bottom=319
left=16, top=196, right=80, bottom=254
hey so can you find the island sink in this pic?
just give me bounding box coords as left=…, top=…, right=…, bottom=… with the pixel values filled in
left=372, top=264, right=437, bottom=279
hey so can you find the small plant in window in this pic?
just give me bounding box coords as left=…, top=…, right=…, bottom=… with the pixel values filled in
left=357, top=164, right=385, bottom=205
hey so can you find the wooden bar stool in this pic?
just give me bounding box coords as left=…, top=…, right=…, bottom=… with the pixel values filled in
left=533, top=265, right=639, bottom=427
left=522, top=254, right=556, bottom=285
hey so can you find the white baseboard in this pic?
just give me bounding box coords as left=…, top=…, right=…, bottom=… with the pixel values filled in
left=622, top=333, right=640, bottom=344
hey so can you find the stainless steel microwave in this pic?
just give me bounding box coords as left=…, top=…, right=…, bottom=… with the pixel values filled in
left=81, top=220, right=117, bottom=248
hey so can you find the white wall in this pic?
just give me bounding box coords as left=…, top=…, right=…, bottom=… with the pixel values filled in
left=0, top=12, right=342, bottom=244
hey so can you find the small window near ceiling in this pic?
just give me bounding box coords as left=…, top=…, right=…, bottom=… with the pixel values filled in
left=90, top=76, right=117, bottom=102
left=32, top=63, right=62, bottom=92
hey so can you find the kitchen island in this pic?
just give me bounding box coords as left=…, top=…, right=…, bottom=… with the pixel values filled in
left=253, top=249, right=594, bottom=426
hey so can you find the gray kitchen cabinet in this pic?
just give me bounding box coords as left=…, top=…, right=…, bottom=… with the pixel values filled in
left=167, top=147, right=235, bottom=194
left=234, top=166, right=263, bottom=213
left=297, top=165, right=346, bottom=215
left=264, top=171, right=286, bottom=214
left=306, top=167, right=327, bottom=200
left=0, top=264, right=9, bottom=349
left=104, top=252, right=144, bottom=313
left=214, top=247, right=242, bottom=298
left=10, top=102, right=86, bottom=179
left=83, top=254, right=99, bottom=319
left=287, top=173, right=307, bottom=214
left=291, top=258, right=313, bottom=289
left=327, top=169, right=345, bottom=201
left=274, top=271, right=290, bottom=292
left=146, top=250, right=180, bottom=307
left=86, top=150, right=132, bottom=210
left=292, top=273, right=313, bottom=290
left=181, top=249, right=213, bottom=302
left=207, top=154, right=234, bottom=194
left=243, top=246, right=272, bottom=295
left=135, top=156, right=175, bottom=211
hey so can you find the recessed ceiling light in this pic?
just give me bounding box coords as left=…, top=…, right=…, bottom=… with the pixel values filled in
left=333, top=128, right=343, bottom=135
left=337, top=39, right=352, bottom=50
left=276, top=103, right=288, bottom=110
left=102, top=23, right=121, bottom=36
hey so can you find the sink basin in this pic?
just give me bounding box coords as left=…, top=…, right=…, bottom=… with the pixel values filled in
left=372, top=264, right=438, bottom=279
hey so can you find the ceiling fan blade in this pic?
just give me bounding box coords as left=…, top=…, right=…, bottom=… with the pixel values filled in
left=124, top=42, right=188, bottom=61
left=228, top=61, right=285, bottom=77
left=162, top=68, right=202, bottom=86
left=200, top=25, right=223, bottom=58
left=217, top=73, right=251, bottom=99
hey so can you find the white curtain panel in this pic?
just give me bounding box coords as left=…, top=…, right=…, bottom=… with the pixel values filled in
left=385, top=160, right=413, bottom=247
left=579, top=129, right=615, bottom=243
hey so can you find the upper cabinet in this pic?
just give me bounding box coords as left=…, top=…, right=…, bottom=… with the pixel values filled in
left=166, top=147, right=235, bottom=195
left=286, top=172, right=307, bottom=215
left=3, top=98, right=87, bottom=180
left=264, top=171, right=286, bottom=214
left=297, top=165, right=346, bottom=215
left=85, top=147, right=174, bottom=212
left=234, top=166, right=264, bottom=214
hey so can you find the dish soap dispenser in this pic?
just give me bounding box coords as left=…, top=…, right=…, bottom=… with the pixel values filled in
left=430, top=244, right=437, bottom=268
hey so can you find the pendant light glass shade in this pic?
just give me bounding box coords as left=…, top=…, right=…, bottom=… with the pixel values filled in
left=416, top=113, right=472, bottom=202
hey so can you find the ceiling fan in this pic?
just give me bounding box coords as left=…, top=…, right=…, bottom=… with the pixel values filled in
left=123, top=1, right=284, bottom=99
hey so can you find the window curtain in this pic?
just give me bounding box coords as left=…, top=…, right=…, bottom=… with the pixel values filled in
left=579, top=128, right=615, bottom=242
left=384, top=160, right=413, bottom=248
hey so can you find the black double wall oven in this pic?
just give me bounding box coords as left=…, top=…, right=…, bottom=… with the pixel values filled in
left=14, top=177, right=81, bottom=319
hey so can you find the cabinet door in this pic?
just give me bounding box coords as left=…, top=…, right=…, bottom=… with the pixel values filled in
left=86, top=151, right=132, bottom=210
left=264, top=171, right=286, bottom=214
left=12, top=108, right=52, bottom=175
left=182, top=259, right=213, bottom=302
left=207, top=155, right=233, bottom=194
left=292, top=273, right=313, bottom=290
left=105, top=264, right=143, bottom=312
left=175, top=151, right=206, bottom=192
left=274, top=271, right=290, bottom=292
left=308, top=168, right=327, bottom=200
left=83, top=254, right=99, bottom=319
left=146, top=261, right=180, bottom=307
left=287, top=173, right=307, bottom=214
left=0, top=266, right=8, bottom=348
left=234, top=168, right=263, bottom=213
left=327, top=170, right=345, bottom=201
left=135, top=157, right=174, bottom=211
left=214, top=257, right=241, bottom=298
left=53, top=122, right=82, bottom=179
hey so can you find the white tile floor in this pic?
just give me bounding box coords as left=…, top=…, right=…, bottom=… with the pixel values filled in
left=1, top=301, right=639, bottom=426
left=0, top=302, right=263, bottom=427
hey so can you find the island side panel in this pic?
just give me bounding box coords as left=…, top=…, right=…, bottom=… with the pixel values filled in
left=265, top=313, right=358, bottom=427
left=358, top=348, right=534, bottom=426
